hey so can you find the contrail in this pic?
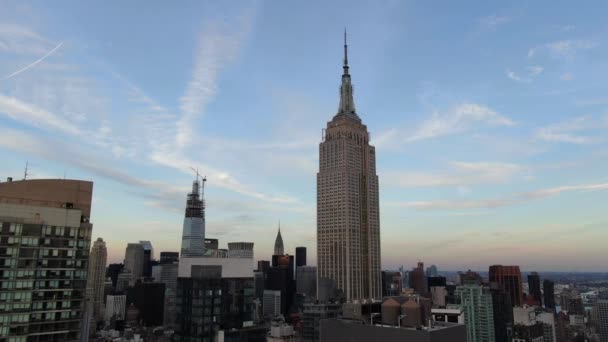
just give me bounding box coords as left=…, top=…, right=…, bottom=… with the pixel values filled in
left=2, top=41, right=64, bottom=80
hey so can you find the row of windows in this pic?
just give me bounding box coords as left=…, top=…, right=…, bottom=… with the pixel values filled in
left=1, top=238, right=89, bottom=249
left=1, top=258, right=87, bottom=268
left=0, top=280, right=80, bottom=290
left=0, top=289, right=73, bottom=298
left=0, top=313, right=29, bottom=323
left=0, top=223, right=91, bottom=239
left=0, top=270, right=35, bottom=279
left=0, top=236, right=89, bottom=250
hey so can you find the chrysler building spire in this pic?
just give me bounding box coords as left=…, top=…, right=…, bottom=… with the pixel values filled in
left=338, top=29, right=358, bottom=118
left=274, top=222, right=284, bottom=256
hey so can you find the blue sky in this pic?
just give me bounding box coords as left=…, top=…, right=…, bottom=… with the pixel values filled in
left=1, top=1, right=607, bottom=271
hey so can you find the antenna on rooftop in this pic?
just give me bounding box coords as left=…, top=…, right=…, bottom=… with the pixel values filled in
left=23, top=161, right=29, bottom=180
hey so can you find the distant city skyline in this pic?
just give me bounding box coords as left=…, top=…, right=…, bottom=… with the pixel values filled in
left=1, top=1, right=607, bottom=271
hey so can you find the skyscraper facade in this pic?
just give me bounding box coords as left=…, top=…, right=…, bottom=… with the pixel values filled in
left=0, top=178, right=94, bottom=341
left=175, top=262, right=254, bottom=341
left=527, top=272, right=542, bottom=306
left=425, top=265, right=438, bottom=278
left=381, top=271, right=403, bottom=297
left=296, top=247, right=307, bottom=267
left=263, top=290, right=282, bottom=319
left=124, top=243, right=144, bottom=283
left=316, top=33, right=381, bottom=301
left=160, top=251, right=179, bottom=264
left=104, top=294, right=126, bottom=322
left=409, top=262, right=426, bottom=295
left=543, top=279, right=555, bottom=310
left=598, top=291, right=608, bottom=342
left=227, top=242, right=254, bottom=259
left=297, top=266, right=317, bottom=300
left=140, top=240, right=153, bottom=277
left=456, top=284, right=496, bottom=342
left=490, top=285, right=514, bottom=342
left=489, top=265, right=523, bottom=307
left=180, top=178, right=206, bottom=257
left=86, top=237, right=108, bottom=326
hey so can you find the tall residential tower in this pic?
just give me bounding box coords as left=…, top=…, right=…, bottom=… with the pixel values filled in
left=0, top=179, right=94, bottom=341
left=86, top=238, right=108, bottom=326
left=316, top=32, right=381, bottom=301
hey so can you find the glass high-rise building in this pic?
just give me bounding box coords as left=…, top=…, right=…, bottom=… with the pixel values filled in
left=527, top=272, right=542, bottom=305
left=0, top=179, right=94, bottom=342
left=295, top=247, right=306, bottom=267
left=316, top=32, right=381, bottom=301
left=543, top=279, right=555, bottom=310
left=175, top=261, right=254, bottom=341
left=456, top=284, right=496, bottom=342
left=180, top=178, right=206, bottom=257
left=598, top=291, right=608, bottom=342
left=489, top=265, right=523, bottom=307
left=139, top=240, right=153, bottom=278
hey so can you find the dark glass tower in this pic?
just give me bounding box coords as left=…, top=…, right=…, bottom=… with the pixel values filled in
left=489, top=265, right=523, bottom=307
left=175, top=265, right=254, bottom=341
left=160, top=251, right=179, bottom=264
left=296, top=247, right=307, bottom=267
left=527, top=272, right=542, bottom=305
left=543, top=279, right=555, bottom=310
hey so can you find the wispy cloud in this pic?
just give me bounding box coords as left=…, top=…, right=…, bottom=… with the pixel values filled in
left=528, top=39, right=599, bottom=59
left=393, top=182, right=608, bottom=210
left=0, top=127, right=187, bottom=195
left=149, top=150, right=297, bottom=204
left=560, top=72, right=573, bottom=81
left=536, top=115, right=604, bottom=145
left=176, top=13, right=253, bottom=149
left=0, top=94, right=81, bottom=135
left=1, top=11, right=298, bottom=206
left=479, top=15, right=511, bottom=30
left=384, top=161, right=527, bottom=187
left=506, top=65, right=543, bottom=82
left=407, top=103, right=514, bottom=142
left=0, top=23, right=55, bottom=55
left=3, top=41, right=63, bottom=80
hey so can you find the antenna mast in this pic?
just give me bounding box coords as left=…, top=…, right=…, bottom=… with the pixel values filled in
left=189, top=167, right=207, bottom=199
left=23, top=161, right=29, bottom=180
left=201, top=176, right=207, bottom=203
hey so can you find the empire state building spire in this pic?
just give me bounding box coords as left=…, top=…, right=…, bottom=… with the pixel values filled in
left=318, top=32, right=382, bottom=301
left=337, top=29, right=358, bottom=118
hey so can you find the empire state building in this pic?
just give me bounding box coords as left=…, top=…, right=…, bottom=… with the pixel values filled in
left=317, top=33, right=381, bottom=301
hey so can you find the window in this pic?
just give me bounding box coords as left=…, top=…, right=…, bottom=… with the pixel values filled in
left=9, top=224, right=23, bottom=235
